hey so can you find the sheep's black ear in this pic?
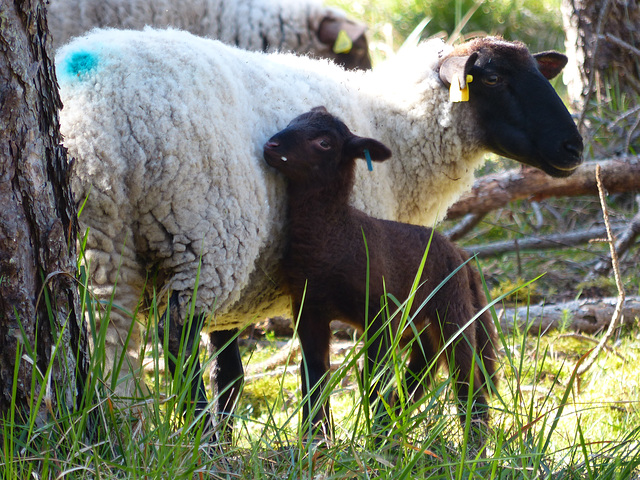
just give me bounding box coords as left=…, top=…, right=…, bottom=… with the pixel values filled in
left=533, top=51, right=568, bottom=80
left=317, top=15, right=367, bottom=50
left=344, top=136, right=392, bottom=163
left=311, top=106, right=329, bottom=113
left=439, top=52, right=479, bottom=89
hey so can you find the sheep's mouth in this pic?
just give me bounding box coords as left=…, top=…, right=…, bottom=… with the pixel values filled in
left=263, top=147, right=284, bottom=168
left=537, top=151, right=583, bottom=178
left=542, top=161, right=581, bottom=178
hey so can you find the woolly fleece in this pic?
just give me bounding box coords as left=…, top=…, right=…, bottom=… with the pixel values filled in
left=57, top=28, right=485, bottom=342
left=47, top=0, right=351, bottom=56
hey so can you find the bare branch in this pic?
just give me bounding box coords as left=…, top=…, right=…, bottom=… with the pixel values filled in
left=577, top=165, right=625, bottom=376
left=599, top=33, right=640, bottom=58
left=445, top=157, right=640, bottom=221
left=445, top=212, right=486, bottom=241
left=586, top=209, right=640, bottom=279
left=465, top=226, right=618, bottom=258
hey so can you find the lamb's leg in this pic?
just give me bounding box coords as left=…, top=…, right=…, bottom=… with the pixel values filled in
left=444, top=320, right=490, bottom=450
left=158, top=292, right=211, bottom=426
left=362, top=314, right=394, bottom=434
left=297, top=308, right=332, bottom=437
left=209, top=328, right=243, bottom=442
left=404, top=335, right=438, bottom=403
left=467, top=265, right=498, bottom=384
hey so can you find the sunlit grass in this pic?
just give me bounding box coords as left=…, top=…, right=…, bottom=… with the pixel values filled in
left=2, top=258, right=640, bottom=478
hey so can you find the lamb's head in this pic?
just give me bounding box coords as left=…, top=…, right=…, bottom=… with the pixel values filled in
left=439, top=37, right=583, bottom=178
left=263, top=106, right=391, bottom=187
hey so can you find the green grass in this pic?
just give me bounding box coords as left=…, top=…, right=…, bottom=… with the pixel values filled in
left=3, top=254, right=640, bottom=479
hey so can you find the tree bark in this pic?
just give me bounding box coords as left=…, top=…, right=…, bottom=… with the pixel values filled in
left=562, top=0, right=640, bottom=154
left=444, top=157, right=640, bottom=221
left=562, top=0, right=640, bottom=103
left=0, top=0, right=87, bottom=425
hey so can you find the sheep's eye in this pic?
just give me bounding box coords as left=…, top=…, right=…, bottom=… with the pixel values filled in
left=482, top=74, right=501, bottom=86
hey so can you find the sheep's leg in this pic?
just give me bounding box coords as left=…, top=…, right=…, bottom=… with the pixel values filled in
left=83, top=231, right=148, bottom=398
left=158, top=292, right=211, bottom=426
left=297, top=309, right=332, bottom=437
left=209, top=329, right=243, bottom=442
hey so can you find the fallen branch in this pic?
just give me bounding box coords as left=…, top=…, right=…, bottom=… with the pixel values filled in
left=245, top=338, right=300, bottom=376
left=465, top=225, right=619, bottom=258
left=245, top=340, right=356, bottom=379
left=586, top=208, right=640, bottom=279
left=498, top=296, right=640, bottom=335
left=444, top=157, right=640, bottom=221
left=445, top=212, right=486, bottom=241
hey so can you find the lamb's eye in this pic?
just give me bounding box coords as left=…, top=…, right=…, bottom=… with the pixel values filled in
left=315, top=138, right=331, bottom=150
left=482, top=74, right=501, bottom=86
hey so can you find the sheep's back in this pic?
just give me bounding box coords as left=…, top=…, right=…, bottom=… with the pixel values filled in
left=49, top=0, right=334, bottom=56
left=56, top=28, right=389, bottom=330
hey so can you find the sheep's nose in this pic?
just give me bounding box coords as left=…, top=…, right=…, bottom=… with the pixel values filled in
left=563, top=139, right=583, bottom=159
left=265, top=140, right=280, bottom=149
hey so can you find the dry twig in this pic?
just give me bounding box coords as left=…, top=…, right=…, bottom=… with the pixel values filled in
left=577, top=164, right=625, bottom=376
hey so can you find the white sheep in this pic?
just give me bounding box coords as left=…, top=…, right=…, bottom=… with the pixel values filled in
left=55, top=28, right=582, bottom=425
left=47, top=0, right=371, bottom=69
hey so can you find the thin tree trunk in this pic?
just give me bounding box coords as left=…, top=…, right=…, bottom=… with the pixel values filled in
left=0, top=0, right=88, bottom=424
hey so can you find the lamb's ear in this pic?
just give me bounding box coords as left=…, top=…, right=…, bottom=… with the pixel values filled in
left=311, top=106, right=329, bottom=113
left=344, top=136, right=392, bottom=163
left=439, top=52, right=479, bottom=89
left=533, top=51, right=568, bottom=80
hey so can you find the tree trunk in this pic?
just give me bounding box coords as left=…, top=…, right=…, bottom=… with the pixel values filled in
left=562, top=0, right=640, bottom=153
left=0, top=0, right=88, bottom=425
left=562, top=0, right=640, bottom=102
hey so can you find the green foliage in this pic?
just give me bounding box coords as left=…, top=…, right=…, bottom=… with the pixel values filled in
left=490, top=277, right=542, bottom=304
left=2, top=245, right=640, bottom=478
left=329, top=0, right=565, bottom=57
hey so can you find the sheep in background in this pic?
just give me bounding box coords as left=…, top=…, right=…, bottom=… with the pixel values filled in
left=263, top=106, right=497, bottom=445
left=47, top=0, right=372, bottom=70
left=55, top=28, right=582, bottom=435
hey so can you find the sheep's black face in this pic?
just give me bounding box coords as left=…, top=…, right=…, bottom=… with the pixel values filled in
left=441, top=39, right=583, bottom=178
left=264, top=107, right=391, bottom=185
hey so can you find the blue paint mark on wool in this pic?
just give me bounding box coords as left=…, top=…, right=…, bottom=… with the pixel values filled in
left=62, top=50, right=99, bottom=80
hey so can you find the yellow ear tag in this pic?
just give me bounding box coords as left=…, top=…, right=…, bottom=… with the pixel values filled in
left=333, top=29, right=353, bottom=54
left=450, top=74, right=474, bottom=102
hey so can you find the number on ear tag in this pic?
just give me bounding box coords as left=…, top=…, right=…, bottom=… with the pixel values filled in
left=333, top=30, right=353, bottom=54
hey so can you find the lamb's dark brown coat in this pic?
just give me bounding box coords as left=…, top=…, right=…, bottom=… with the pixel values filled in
left=264, top=107, right=498, bottom=442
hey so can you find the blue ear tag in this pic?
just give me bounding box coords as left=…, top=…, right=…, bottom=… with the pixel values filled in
left=364, top=149, right=373, bottom=172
